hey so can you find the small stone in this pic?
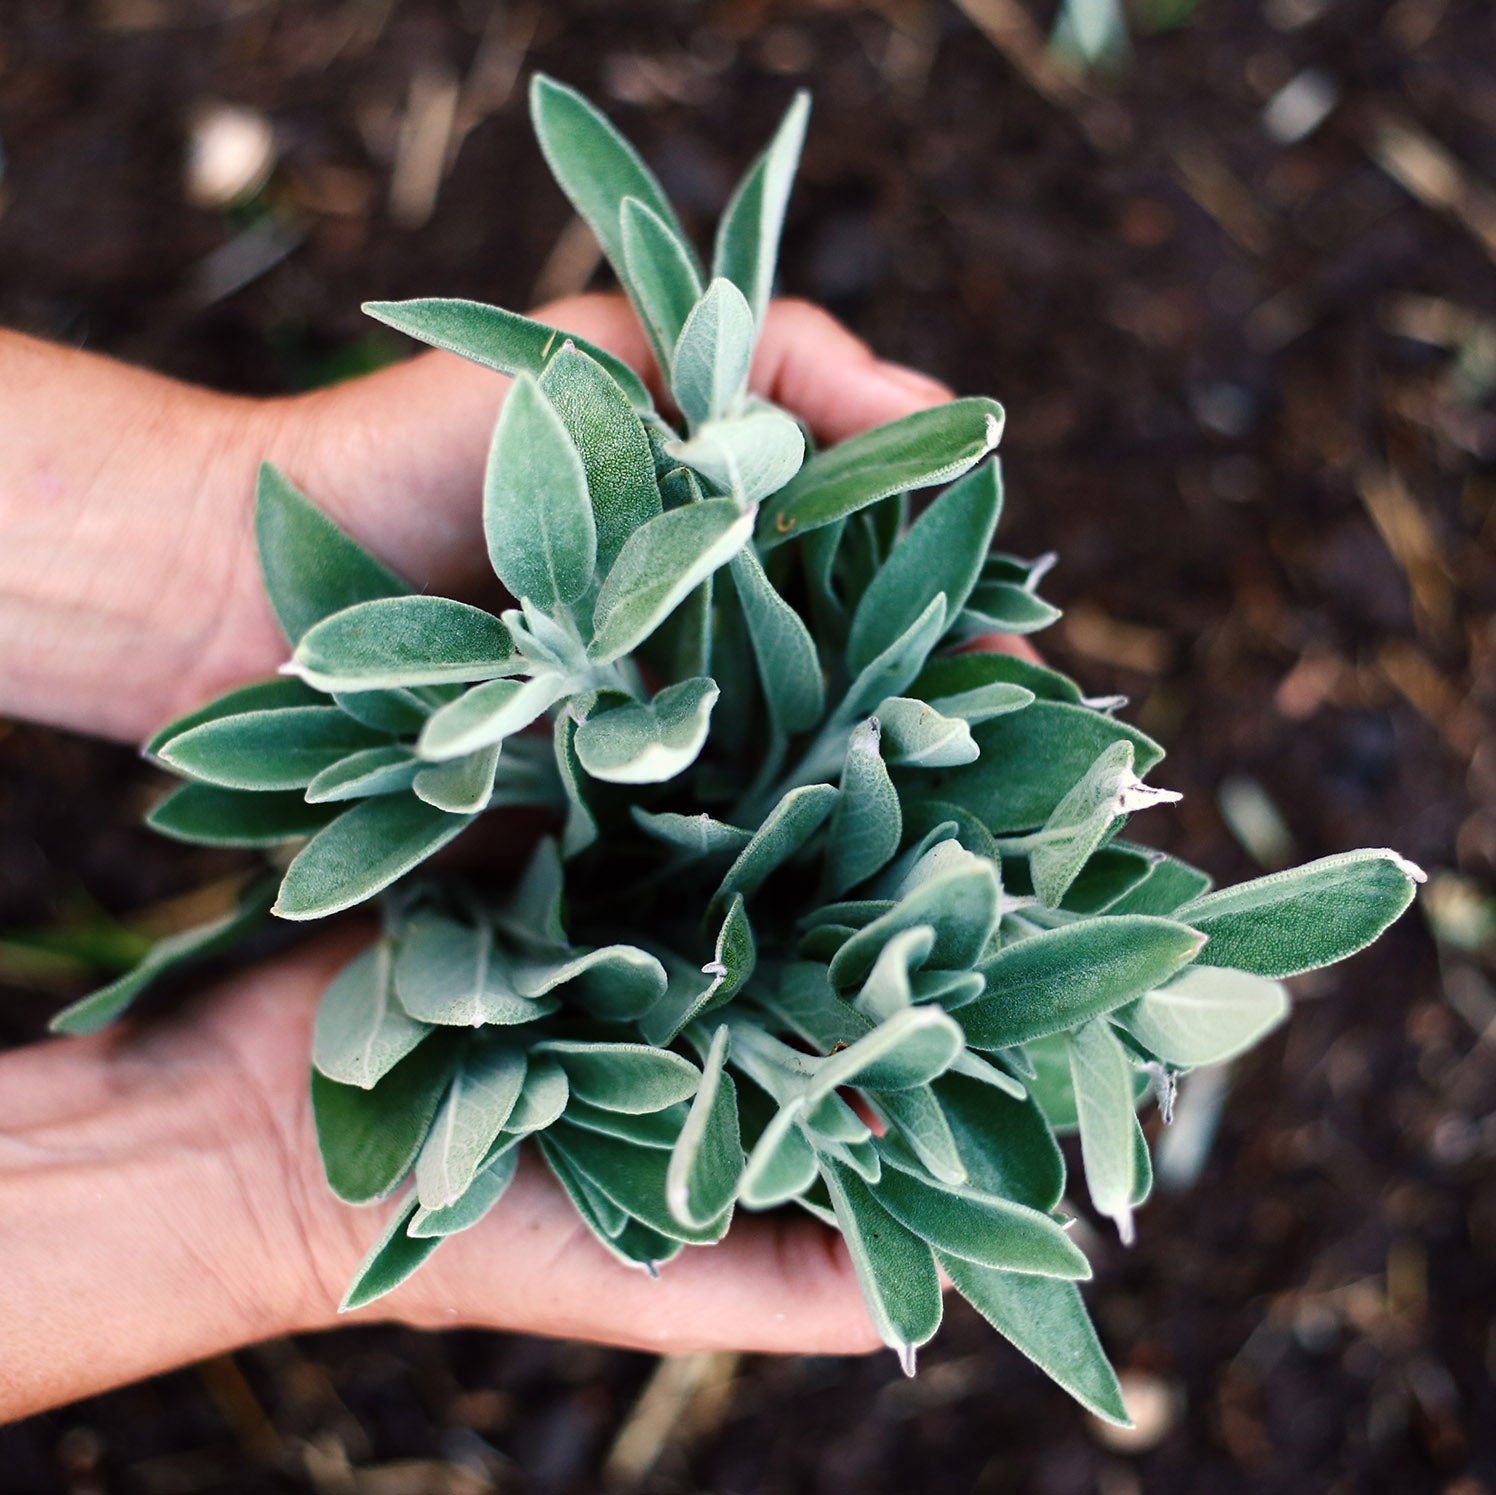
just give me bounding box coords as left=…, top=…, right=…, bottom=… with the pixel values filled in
left=186, top=102, right=276, bottom=209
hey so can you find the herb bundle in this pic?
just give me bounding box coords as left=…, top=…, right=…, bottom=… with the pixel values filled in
left=55, top=78, right=1421, bottom=1421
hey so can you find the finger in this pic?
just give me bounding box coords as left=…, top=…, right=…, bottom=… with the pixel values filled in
left=752, top=298, right=954, bottom=445
left=380, top=1148, right=884, bottom=1358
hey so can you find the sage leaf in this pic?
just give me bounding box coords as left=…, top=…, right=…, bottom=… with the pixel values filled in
left=847, top=458, right=1002, bottom=673
left=514, top=946, right=668, bottom=1022
left=415, top=1042, right=527, bottom=1209
left=255, top=463, right=408, bottom=645
left=484, top=373, right=597, bottom=613
left=739, top=1099, right=819, bottom=1207
left=934, top=1073, right=1066, bottom=1212
left=574, top=677, right=719, bottom=784
left=539, top=1134, right=630, bottom=1241
left=553, top=711, right=598, bottom=859
left=589, top=498, right=754, bottom=665
left=1116, top=965, right=1290, bottom=1068
left=395, top=916, right=558, bottom=1026
left=1061, top=844, right=1159, bottom=914
left=805, top=1005, right=964, bottom=1099
left=960, top=579, right=1063, bottom=635
left=668, top=409, right=805, bottom=504
left=839, top=594, right=948, bottom=722
left=339, top=1193, right=441, bottom=1312
left=1107, top=853, right=1212, bottom=915
left=332, top=688, right=431, bottom=735
left=853, top=925, right=934, bottom=1023
left=159, top=707, right=387, bottom=791
left=759, top=398, right=1004, bottom=547
left=728, top=547, right=825, bottom=735
left=621, top=195, right=704, bottom=377
left=312, top=1033, right=460, bottom=1204
left=291, top=596, right=517, bottom=691
left=505, top=1055, right=570, bottom=1134
left=1176, top=849, right=1424, bottom=978
left=362, top=297, right=650, bottom=409
left=417, top=673, right=569, bottom=761
left=49, top=878, right=276, bottom=1036
left=412, top=742, right=501, bottom=814
left=941, top=1260, right=1130, bottom=1427
left=145, top=676, right=322, bottom=762
left=821, top=1160, right=943, bottom=1372
left=538, top=340, right=661, bottom=573
left=537, top=1040, right=700, bottom=1114
left=667, top=1026, right=743, bottom=1229
left=709, top=782, right=838, bottom=919
left=713, top=89, right=809, bottom=324
left=823, top=720, right=901, bottom=898
left=530, top=73, right=699, bottom=289
left=918, top=702, right=1165, bottom=835
left=1067, top=1018, right=1141, bottom=1243
left=631, top=808, right=752, bottom=860
left=960, top=916, right=1204, bottom=1049
left=912, top=648, right=1080, bottom=707
left=874, top=1159, right=1089, bottom=1279
left=275, top=796, right=476, bottom=920
left=563, top=1099, right=688, bottom=1149
left=875, top=698, right=979, bottom=769
left=871, top=1085, right=968, bottom=1185
left=313, top=941, right=429, bottom=1088
left=410, top=1144, right=520, bottom=1238
left=147, top=784, right=335, bottom=847
left=304, top=745, right=422, bottom=803
left=671, top=278, right=755, bottom=427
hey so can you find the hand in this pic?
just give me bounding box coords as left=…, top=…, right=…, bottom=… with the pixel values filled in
left=0, top=296, right=955, bottom=743
left=0, top=297, right=955, bottom=1416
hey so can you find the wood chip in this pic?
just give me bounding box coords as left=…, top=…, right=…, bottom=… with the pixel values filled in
left=1170, top=142, right=1272, bottom=255
left=602, top=1352, right=739, bottom=1487
left=1366, top=113, right=1496, bottom=268
left=1355, top=465, right=1455, bottom=636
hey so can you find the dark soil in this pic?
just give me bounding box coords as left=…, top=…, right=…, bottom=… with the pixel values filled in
left=1, top=1, right=1493, bottom=1491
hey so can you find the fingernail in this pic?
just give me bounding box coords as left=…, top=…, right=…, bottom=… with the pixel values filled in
left=876, top=361, right=954, bottom=402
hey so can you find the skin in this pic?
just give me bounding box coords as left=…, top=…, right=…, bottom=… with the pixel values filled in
left=0, top=296, right=964, bottom=1421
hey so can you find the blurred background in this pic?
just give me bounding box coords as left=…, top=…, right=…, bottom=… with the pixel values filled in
left=0, top=0, right=1493, bottom=1490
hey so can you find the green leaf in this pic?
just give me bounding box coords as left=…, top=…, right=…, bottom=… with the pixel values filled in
left=484, top=374, right=597, bottom=613
left=505, top=1055, right=570, bottom=1134
left=854, top=925, right=934, bottom=1022
left=417, top=674, right=568, bottom=761
left=514, top=946, right=668, bottom=1022
left=145, top=677, right=323, bottom=761
left=274, top=796, right=476, bottom=920
left=806, top=1005, right=964, bottom=1098
left=960, top=916, right=1204, bottom=1049
left=667, top=1026, right=744, bottom=1229
left=739, top=1099, right=819, bottom=1207
left=529, top=73, right=699, bottom=290
left=412, top=743, right=501, bottom=814
left=1176, top=849, right=1424, bottom=978
left=671, top=278, right=755, bottom=427
left=912, top=649, right=1081, bottom=707
left=960, top=579, right=1062, bottom=635
left=847, top=458, right=1003, bottom=673
left=621, top=196, right=704, bottom=378
left=589, top=498, right=754, bottom=665
left=875, top=697, right=978, bottom=769
left=159, top=707, right=386, bottom=791
left=415, top=1043, right=527, bottom=1209
left=147, top=784, right=336, bottom=847
left=304, top=745, right=422, bottom=803
left=1067, top=1018, right=1141, bottom=1243
left=631, top=808, right=752, bottom=860
left=563, top=1099, right=688, bottom=1150
left=870, top=1085, right=968, bottom=1185
left=1025, top=741, right=1180, bottom=907
left=537, top=1040, right=700, bottom=1114
left=941, top=1260, right=1130, bottom=1426
left=313, top=941, right=430, bottom=1088
left=290, top=596, right=516, bottom=691
left=759, top=398, right=1004, bottom=547
left=554, top=711, right=599, bottom=859
left=1060, top=844, right=1159, bottom=914
left=640, top=897, right=756, bottom=1045
left=395, top=915, right=558, bottom=1026
left=917, top=702, right=1164, bottom=834
left=668, top=410, right=805, bottom=504
left=539, top=1134, right=631, bottom=1241
left=728, top=547, right=825, bottom=735
left=840, top=594, right=948, bottom=722
left=362, top=297, right=650, bottom=409
left=873, top=1158, right=1089, bottom=1278
left=548, top=1122, right=730, bottom=1244
left=332, top=688, right=431, bottom=735
left=823, top=720, right=902, bottom=898
left=829, top=844, right=1001, bottom=991
left=49, top=878, right=276, bottom=1035
left=574, top=678, right=719, bottom=784
left=339, top=1193, right=442, bottom=1312
left=255, top=463, right=408, bottom=645
left=538, top=340, right=661, bottom=573
left=934, top=1073, right=1066, bottom=1211
left=1107, top=853, right=1212, bottom=915
left=410, top=1144, right=520, bottom=1238
left=713, top=90, right=809, bottom=324
left=312, top=1033, right=460, bottom=1204
left=709, top=783, right=838, bottom=919
left=1116, top=964, right=1290, bottom=1068
left=821, top=1160, right=943, bottom=1372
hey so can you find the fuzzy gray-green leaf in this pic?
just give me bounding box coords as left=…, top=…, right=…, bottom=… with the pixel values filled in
left=822, top=720, right=901, bottom=898
left=728, top=547, right=825, bottom=735
left=1067, top=1018, right=1141, bottom=1243
left=313, top=941, right=429, bottom=1088
left=395, top=916, right=558, bottom=1027
left=537, top=1040, right=700, bottom=1114
left=159, top=708, right=386, bottom=792
left=339, top=1193, right=442, bottom=1312
left=574, top=678, right=719, bottom=784
left=415, top=1043, right=527, bottom=1209
left=672, top=278, right=755, bottom=427
left=305, top=745, right=422, bottom=804
left=417, top=674, right=569, bottom=762
left=668, top=409, right=805, bottom=504
left=147, top=784, right=336, bottom=848
left=621, top=196, right=704, bottom=376
left=667, top=1026, right=743, bottom=1228
left=1116, top=964, right=1290, bottom=1069
left=710, top=783, right=838, bottom=918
